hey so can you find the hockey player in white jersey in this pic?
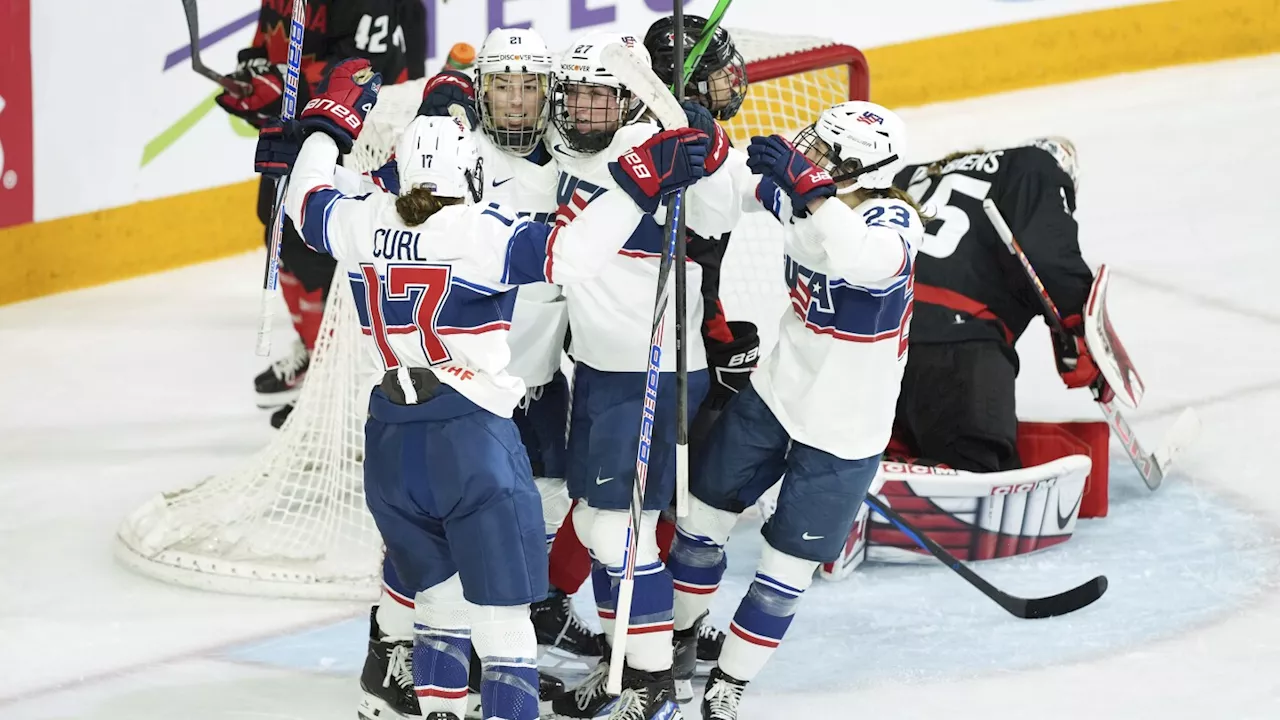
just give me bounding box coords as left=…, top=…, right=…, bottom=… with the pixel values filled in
left=544, top=32, right=737, bottom=720
left=265, top=57, right=711, bottom=720
left=663, top=101, right=926, bottom=720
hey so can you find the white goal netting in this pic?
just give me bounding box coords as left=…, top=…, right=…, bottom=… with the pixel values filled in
left=114, top=30, right=868, bottom=600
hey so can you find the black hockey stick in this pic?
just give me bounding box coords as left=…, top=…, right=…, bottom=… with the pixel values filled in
left=179, top=0, right=253, bottom=96
left=864, top=495, right=1107, bottom=618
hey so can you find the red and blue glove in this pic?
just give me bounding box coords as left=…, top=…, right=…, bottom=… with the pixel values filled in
left=609, top=128, right=710, bottom=215
left=680, top=101, right=729, bottom=175
left=254, top=119, right=303, bottom=178
left=416, top=70, right=478, bottom=130
left=746, top=134, right=836, bottom=217
left=298, top=58, right=382, bottom=153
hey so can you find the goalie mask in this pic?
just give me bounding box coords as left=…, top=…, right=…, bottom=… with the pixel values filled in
left=475, top=28, right=553, bottom=156
left=396, top=116, right=485, bottom=204
left=643, top=15, right=748, bottom=121
left=1028, top=136, right=1079, bottom=195
left=793, top=101, right=907, bottom=193
left=550, top=32, right=650, bottom=154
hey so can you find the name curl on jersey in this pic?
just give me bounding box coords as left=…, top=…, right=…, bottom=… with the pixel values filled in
left=372, top=228, right=427, bottom=261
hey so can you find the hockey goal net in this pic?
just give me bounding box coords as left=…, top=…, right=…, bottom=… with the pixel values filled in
left=114, top=30, right=869, bottom=600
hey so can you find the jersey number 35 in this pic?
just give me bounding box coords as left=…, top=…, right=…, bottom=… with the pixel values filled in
left=906, top=175, right=992, bottom=259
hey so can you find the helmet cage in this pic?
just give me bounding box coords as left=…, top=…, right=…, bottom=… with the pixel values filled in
left=793, top=124, right=899, bottom=194
left=477, top=72, right=550, bottom=156
left=550, top=80, right=642, bottom=154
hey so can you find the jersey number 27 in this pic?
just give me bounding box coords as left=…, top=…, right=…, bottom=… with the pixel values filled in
left=906, top=175, right=992, bottom=259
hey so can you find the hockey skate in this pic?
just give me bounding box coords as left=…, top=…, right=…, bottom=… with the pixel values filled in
left=696, top=623, right=724, bottom=665
left=423, top=714, right=460, bottom=720
left=532, top=587, right=606, bottom=657
left=357, top=607, right=419, bottom=720
left=592, top=665, right=681, bottom=720
left=254, top=338, right=309, bottom=408
left=550, top=652, right=614, bottom=719
left=700, top=667, right=746, bottom=720
left=464, top=646, right=564, bottom=719
left=671, top=612, right=706, bottom=703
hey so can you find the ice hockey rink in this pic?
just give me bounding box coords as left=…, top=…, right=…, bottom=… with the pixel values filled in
left=3, top=52, right=1280, bottom=719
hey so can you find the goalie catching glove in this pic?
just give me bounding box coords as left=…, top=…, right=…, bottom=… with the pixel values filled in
left=298, top=58, right=382, bottom=154
left=746, top=134, right=836, bottom=217
left=1054, top=314, right=1114, bottom=403
left=608, top=128, right=710, bottom=214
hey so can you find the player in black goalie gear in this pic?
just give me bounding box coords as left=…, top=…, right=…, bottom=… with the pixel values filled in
left=643, top=13, right=753, bottom=707
left=890, top=138, right=1108, bottom=473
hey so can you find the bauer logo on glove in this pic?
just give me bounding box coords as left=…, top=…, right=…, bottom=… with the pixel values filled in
left=298, top=58, right=382, bottom=153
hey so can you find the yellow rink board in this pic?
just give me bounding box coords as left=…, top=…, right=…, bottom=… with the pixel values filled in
left=2, top=0, right=1277, bottom=306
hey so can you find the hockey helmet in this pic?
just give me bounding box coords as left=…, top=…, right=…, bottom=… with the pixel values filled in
left=1028, top=136, right=1079, bottom=194
left=475, top=28, right=554, bottom=156
left=643, top=15, right=748, bottom=121
left=549, top=32, right=650, bottom=154
left=396, top=115, right=484, bottom=204
left=793, top=101, right=907, bottom=193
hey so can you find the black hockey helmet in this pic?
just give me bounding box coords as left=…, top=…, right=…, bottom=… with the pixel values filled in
left=643, top=15, right=748, bottom=121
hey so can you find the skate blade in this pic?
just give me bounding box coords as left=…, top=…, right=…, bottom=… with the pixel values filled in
left=356, top=694, right=412, bottom=720
left=674, top=678, right=694, bottom=704
left=256, top=387, right=302, bottom=408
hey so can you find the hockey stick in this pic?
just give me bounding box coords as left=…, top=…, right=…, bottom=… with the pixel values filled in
left=865, top=495, right=1107, bottom=618
left=600, top=40, right=692, bottom=697
left=178, top=0, right=253, bottom=96
left=255, top=0, right=307, bottom=357
left=981, top=199, right=1200, bottom=490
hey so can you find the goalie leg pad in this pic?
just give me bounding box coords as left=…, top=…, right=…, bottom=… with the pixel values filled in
left=413, top=574, right=472, bottom=719
left=579, top=506, right=673, bottom=672
left=470, top=603, right=540, bottom=720
left=719, top=542, right=818, bottom=682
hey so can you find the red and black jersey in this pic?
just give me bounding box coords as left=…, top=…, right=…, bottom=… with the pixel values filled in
left=251, top=0, right=425, bottom=88
left=892, top=146, right=1093, bottom=368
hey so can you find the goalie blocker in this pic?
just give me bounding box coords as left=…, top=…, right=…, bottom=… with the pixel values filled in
left=817, top=419, right=1108, bottom=580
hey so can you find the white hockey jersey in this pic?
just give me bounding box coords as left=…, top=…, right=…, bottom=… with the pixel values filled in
left=548, top=120, right=739, bottom=373
left=336, top=134, right=566, bottom=390
left=284, top=132, right=647, bottom=417
left=750, top=186, right=923, bottom=460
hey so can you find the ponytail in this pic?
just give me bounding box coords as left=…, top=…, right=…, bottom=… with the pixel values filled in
left=395, top=185, right=463, bottom=227
left=842, top=186, right=934, bottom=222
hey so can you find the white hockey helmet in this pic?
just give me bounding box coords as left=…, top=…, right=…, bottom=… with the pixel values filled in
left=396, top=115, right=484, bottom=204
left=549, top=32, right=651, bottom=153
left=475, top=28, right=554, bottom=156
left=1028, top=136, right=1079, bottom=193
left=793, top=101, right=908, bottom=193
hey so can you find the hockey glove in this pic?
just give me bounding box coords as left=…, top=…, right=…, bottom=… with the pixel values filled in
left=1054, top=315, right=1114, bottom=402
left=299, top=58, right=382, bottom=154
left=754, top=176, right=788, bottom=222
left=681, top=101, right=729, bottom=175
left=608, top=128, right=709, bottom=215
left=746, top=134, right=836, bottom=218
left=689, top=320, right=760, bottom=452
left=215, top=47, right=295, bottom=129
left=416, top=70, right=479, bottom=130
left=254, top=120, right=303, bottom=178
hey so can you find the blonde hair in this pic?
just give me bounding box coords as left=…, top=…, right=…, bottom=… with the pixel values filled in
left=842, top=186, right=933, bottom=222
left=395, top=185, right=464, bottom=227
left=926, top=149, right=984, bottom=178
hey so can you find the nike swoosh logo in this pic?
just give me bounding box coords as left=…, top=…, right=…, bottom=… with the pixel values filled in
left=595, top=476, right=613, bottom=485
left=491, top=177, right=513, bottom=188
left=1056, top=488, right=1084, bottom=531
left=802, top=532, right=824, bottom=540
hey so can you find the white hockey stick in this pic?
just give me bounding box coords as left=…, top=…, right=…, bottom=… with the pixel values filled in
left=601, top=43, right=687, bottom=131
left=981, top=199, right=1200, bottom=490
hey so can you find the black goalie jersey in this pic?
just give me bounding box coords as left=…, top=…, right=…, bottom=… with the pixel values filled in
left=892, top=145, right=1094, bottom=369
left=251, top=0, right=425, bottom=87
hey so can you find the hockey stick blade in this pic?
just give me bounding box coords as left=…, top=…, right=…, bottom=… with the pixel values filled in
left=600, top=43, right=687, bottom=130
left=1154, top=407, right=1200, bottom=474
left=865, top=495, right=1108, bottom=619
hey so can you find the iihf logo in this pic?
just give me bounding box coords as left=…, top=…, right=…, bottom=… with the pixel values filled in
left=857, top=111, right=884, bottom=125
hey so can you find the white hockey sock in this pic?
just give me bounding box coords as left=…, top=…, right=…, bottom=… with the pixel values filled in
left=376, top=587, right=417, bottom=640
left=668, top=497, right=739, bottom=631
left=413, top=576, right=471, bottom=719
left=470, top=604, right=540, bottom=720
left=534, top=476, right=570, bottom=550
left=718, top=543, right=818, bottom=682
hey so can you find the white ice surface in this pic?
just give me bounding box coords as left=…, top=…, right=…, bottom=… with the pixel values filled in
left=4, top=53, right=1280, bottom=718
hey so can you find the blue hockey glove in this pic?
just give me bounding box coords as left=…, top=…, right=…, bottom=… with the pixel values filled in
left=298, top=58, right=382, bottom=153
left=254, top=119, right=303, bottom=178
left=746, top=134, right=836, bottom=217
left=609, top=128, right=709, bottom=215
left=680, top=100, right=729, bottom=175
left=416, top=69, right=479, bottom=130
